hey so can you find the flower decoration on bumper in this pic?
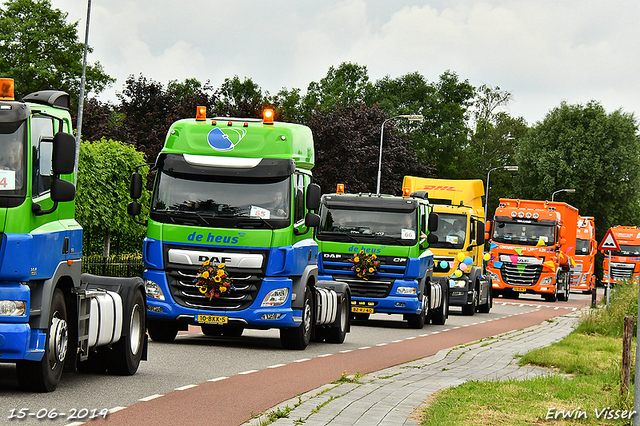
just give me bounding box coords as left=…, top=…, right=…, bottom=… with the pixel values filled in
left=350, top=250, right=378, bottom=280
left=194, top=259, right=235, bottom=299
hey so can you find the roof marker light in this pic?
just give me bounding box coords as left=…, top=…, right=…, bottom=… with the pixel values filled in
left=263, top=108, right=274, bottom=124
left=0, top=78, right=15, bottom=100
left=227, top=121, right=233, bottom=126
left=196, top=106, right=206, bottom=121
left=211, top=120, right=217, bottom=126
left=336, top=184, right=344, bottom=194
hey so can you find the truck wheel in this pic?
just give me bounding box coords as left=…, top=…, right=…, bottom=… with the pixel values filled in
left=17, top=289, right=68, bottom=392
left=108, top=290, right=146, bottom=375
left=462, top=287, right=477, bottom=316
left=478, top=285, right=492, bottom=313
left=326, top=296, right=349, bottom=343
left=544, top=286, right=558, bottom=302
left=280, top=286, right=313, bottom=350
left=431, top=290, right=448, bottom=325
left=407, top=295, right=427, bottom=329
left=147, top=319, right=179, bottom=342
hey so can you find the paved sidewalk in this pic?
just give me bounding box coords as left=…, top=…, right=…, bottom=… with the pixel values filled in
left=249, top=309, right=581, bottom=426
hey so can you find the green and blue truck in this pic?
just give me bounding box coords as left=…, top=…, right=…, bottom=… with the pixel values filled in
left=314, top=185, right=447, bottom=328
left=128, top=107, right=350, bottom=350
left=0, top=78, right=147, bottom=392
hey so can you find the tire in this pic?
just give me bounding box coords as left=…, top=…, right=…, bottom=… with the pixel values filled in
left=147, top=319, right=179, bottom=342
left=407, top=295, right=427, bottom=329
left=461, top=287, right=477, bottom=316
left=108, top=290, right=146, bottom=375
left=326, top=297, right=349, bottom=343
left=17, top=289, right=68, bottom=392
left=544, top=286, right=558, bottom=302
left=478, top=284, right=492, bottom=314
left=431, top=289, right=448, bottom=326
left=280, top=286, right=313, bottom=350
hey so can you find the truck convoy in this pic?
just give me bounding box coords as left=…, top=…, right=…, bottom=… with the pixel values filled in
left=0, top=78, right=147, bottom=392
left=571, top=216, right=596, bottom=293
left=314, top=184, right=447, bottom=328
left=486, top=199, right=578, bottom=302
left=602, top=225, right=640, bottom=285
left=402, top=176, right=491, bottom=315
left=128, top=107, right=350, bottom=350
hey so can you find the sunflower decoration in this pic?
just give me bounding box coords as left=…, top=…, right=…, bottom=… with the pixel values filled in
left=350, top=250, right=379, bottom=280
left=193, top=259, right=235, bottom=299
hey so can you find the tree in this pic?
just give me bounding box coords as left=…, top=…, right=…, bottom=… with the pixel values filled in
left=308, top=103, right=433, bottom=195
left=513, top=101, right=640, bottom=244
left=466, top=84, right=528, bottom=216
left=215, top=75, right=266, bottom=118
left=76, top=138, right=150, bottom=256
left=0, top=0, right=113, bottom=100
left=301, top=62, right=372, bottom=121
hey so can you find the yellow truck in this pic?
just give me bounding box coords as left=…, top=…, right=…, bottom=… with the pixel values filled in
left=402, top=177, right=491, bottom=315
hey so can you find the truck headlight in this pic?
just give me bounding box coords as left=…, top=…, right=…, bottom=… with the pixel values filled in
left=540, top=276, right=554, bottom=286
left=0, top=300, right=26, bottom=316
left=145, top=279, right=165, bottom=300
left=449, top=280, right=466, bottom=288
left=261, top=288, right=289, bottom=307
left=397, top=286, right=417, bottom=295
left=488, top=271, right=499, bottom=282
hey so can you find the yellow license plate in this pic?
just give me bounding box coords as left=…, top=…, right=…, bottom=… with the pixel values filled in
left=513, top=287, right=527, bottom=292
left=351, top=306, right=374, bottom=314
left=197, top=314, right=228, bottom=324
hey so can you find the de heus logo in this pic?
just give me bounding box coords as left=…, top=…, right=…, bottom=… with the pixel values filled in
left=348, top=245, right=383, bottom=254
left=207, top=127, right=247, bottom=151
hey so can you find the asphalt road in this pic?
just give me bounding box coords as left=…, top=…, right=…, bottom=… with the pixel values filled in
left=0, top=290, right=595, bottom=426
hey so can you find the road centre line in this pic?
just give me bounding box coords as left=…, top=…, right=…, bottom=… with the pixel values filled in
left=175, top=384, right=198, bottom=391
left=139, top=394, right=164, bottom=402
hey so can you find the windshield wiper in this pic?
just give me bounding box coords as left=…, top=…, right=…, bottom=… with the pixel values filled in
left=236, top=216, right=275, bottom=229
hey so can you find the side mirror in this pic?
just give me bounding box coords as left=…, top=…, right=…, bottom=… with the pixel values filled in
left=128, top=201, right=141, bottom=216
left=484, top=221, right=492, bottom=240
left=130, top=172, right=143, bottom=200
left=428, top=213, right=439, bottom=232
left=50, top=179, right=76, bottom=202
left=560, top=226, right=566, bottom=238
left=306, top=183, right=321, bottom=211
left=476, top=224, right=485, bottom=245
left=427, top=233, right=438, bottom=245
left=52, top=132, right=76, bottom=175
left=305, top=212, right=320, bottom=228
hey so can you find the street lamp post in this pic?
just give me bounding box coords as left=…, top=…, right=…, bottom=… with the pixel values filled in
left=484, top=165, right=519, bottom=222
left=376, top=114, right=423, bottom=195
left=551, top=188, right=575, bottom=202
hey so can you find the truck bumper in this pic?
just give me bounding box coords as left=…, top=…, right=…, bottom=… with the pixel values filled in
left=437, top=275, right=473, bottom=307
left=144, top=270, right=301, bottom=329
left=488, top=269, right=557, bottom=295
left=318, top=274, right=422, bottom=316
left=0, top=324, right=46, bottom=361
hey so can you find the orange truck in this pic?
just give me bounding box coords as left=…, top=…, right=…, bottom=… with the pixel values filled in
left=486, top=199, right=578, bottom=302
left=602, top=225, right=640, bottom=285
left=571, top=216, right=596, bottom=293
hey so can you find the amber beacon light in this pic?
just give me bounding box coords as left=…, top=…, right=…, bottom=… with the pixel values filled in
left=0, top=78, right=15, bottom=100
left=196, top=106, right=207, bottom=121
left=263, top=108, right=274, bottom=124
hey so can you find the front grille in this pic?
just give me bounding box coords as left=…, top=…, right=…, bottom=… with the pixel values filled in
left=167, top=266, right=262, bottom=310
left=500, top=264, right=543, bottom=286
left=570, top=264, right=583, bottom=285
left=163, top=244, right=268, bottom=311
left=611, top=265, right=634, bottom=280
left=321, top=252, right=405, bottom=298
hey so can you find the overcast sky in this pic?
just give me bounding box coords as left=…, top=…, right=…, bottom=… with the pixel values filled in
left=50, top=0, right=640, bottom=126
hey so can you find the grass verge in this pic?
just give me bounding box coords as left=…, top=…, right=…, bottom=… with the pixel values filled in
left=421, top=282, right=639, bottom=425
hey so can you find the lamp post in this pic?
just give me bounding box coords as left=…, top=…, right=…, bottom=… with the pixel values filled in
left=376, top=114, right=424, bottom=194
left=551, top=188, right=575, bottom=202
left=484, top=165, right=519, bottom=222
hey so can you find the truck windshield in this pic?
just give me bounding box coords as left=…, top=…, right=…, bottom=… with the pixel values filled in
left=150, top=171, right=291, bottom=227
left=0, top=121, right=26, bottom=197
left=317, top=206, right=418, bottom=246
left=429, top=213, right=467, bottom=249
left=492, top=221, right=556, bottom=246
left=575, top=238, right=590, bottom=255
left=611, top=245, right=640, bottom=257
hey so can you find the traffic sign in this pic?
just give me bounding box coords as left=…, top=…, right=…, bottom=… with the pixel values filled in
left=598, top=228, right=621, bottom=251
